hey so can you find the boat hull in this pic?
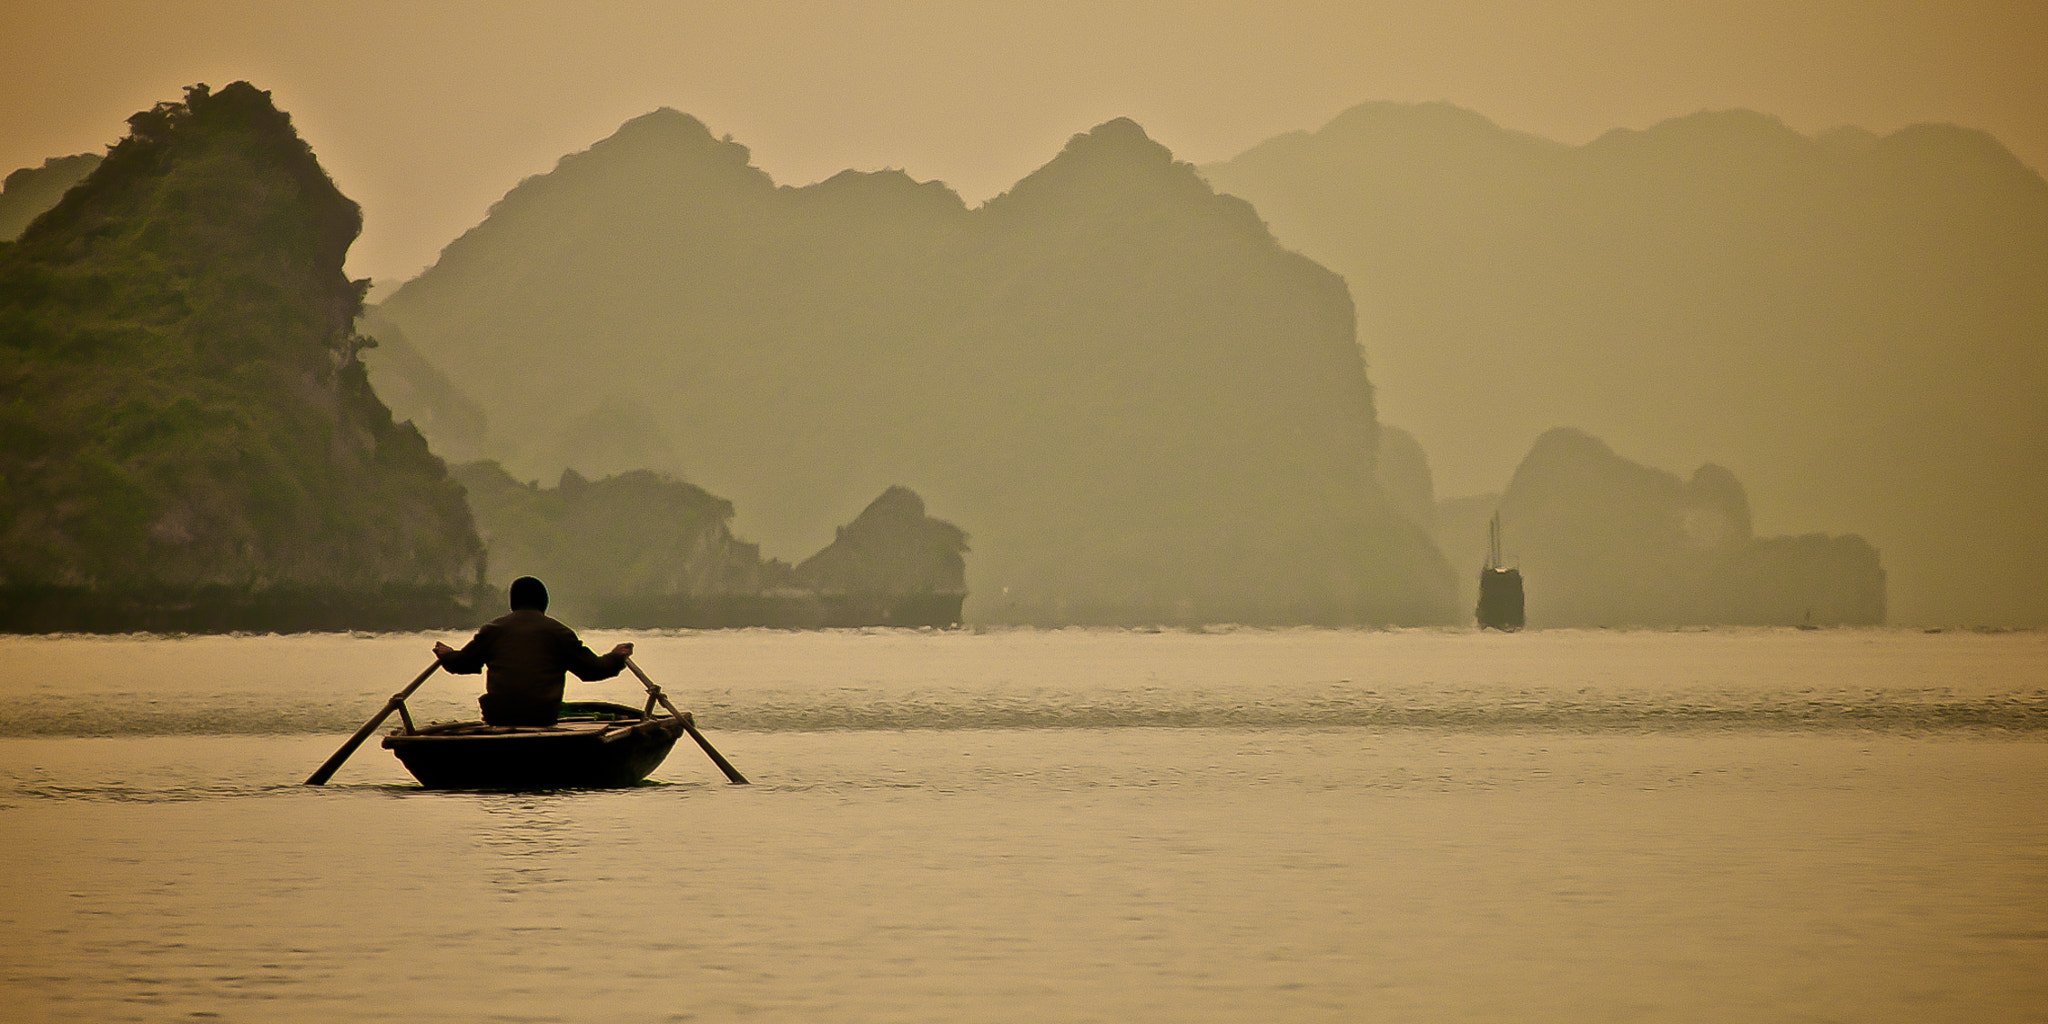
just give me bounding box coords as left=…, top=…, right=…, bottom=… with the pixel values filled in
left=382, top=702, right=685, bottom=790
left=1477, top=566, right=1526, bottom=631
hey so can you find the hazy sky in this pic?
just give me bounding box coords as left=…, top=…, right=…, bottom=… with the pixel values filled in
left=7, top=1, right=2045, bottom=282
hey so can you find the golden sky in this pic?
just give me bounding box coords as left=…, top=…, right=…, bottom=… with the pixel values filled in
left=7, top=0, right=2045, bottom=282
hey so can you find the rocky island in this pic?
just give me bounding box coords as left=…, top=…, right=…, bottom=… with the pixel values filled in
left=453, top=466, right=968, bottom=628
left=0, top=83, right=486, bottom=631
left=1435, top=429, right=1886, bottom=627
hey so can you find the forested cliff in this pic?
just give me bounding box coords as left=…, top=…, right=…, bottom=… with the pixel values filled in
left=0, top=83, right=484, bottom=630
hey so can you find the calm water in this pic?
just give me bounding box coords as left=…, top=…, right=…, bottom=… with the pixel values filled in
left=1, top=627, right=2044, bottom=1023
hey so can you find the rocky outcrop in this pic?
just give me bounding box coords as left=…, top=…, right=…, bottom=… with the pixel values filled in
left=1436, top=429, right=1885, bottom=627
left=786, top=486, right=968, bottom=625
left=450, top=462, right=770, bottom=620
left=0, top=83, right=484, bottom=631
left=454, top=465, right=966, bottom=627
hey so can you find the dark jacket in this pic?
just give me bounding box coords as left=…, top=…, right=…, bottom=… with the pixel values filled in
left=436, top=609, right=627, bottom=725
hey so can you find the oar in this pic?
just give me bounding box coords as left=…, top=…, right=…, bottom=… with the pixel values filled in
left=625, top=657, right=749, bottom=784
left=304, top=661, right=441, bottom=785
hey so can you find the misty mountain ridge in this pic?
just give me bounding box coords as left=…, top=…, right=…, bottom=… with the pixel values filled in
left=1204, top=100, right=2048, bottom=625
left=4, top=92, right=1998, bottom=626
left=373, top=110, right=1454, bottom=625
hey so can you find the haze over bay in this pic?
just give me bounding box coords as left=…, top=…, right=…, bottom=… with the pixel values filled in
left=4, top=8, right=2048, bottom=1022
left=6, top=1, right=2043, bottom=283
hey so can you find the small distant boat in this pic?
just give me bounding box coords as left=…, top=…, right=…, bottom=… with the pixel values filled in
left=382, top=701, right=686, bottom=790
left=1476, top=512, right=1525, bottom=631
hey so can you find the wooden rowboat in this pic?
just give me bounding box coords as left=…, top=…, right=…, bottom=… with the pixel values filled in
left=381, top=701, right=686, bottom=790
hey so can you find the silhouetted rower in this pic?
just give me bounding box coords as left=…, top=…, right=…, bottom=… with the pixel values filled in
left=433, top=576, right=632, bottom=726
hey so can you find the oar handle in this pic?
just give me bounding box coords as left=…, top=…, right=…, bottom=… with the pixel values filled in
left=626, top=657, right=749, bottom=784
left=304, top=661, right=442, bottom=786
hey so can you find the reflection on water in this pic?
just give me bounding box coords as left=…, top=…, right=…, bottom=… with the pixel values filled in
left=475, top=796, right=583, bottom=891
left=0, top=628, right=2044, bottom=1022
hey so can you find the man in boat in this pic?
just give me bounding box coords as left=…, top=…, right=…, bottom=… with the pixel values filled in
left=432, top=576, right=634, bottom=727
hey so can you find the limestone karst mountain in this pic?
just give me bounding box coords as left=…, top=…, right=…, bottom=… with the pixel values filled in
left=791, top=485, right=968, bottom=621
left=0, top=83, right=483, bottom=631
left=1434, top=428, right=1885, bottom=628
left=373, top=112, right=1454, bottom=625
left=1204, top=102, right=2048, bottom=625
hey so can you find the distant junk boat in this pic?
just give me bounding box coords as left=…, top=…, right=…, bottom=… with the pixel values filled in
left=1476, top=512, right=1525, bottom=631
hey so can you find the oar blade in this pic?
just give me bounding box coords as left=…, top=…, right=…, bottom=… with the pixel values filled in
left=627, top=657, right=750, bottom=784
left=683, top=717, right=750, bottom=785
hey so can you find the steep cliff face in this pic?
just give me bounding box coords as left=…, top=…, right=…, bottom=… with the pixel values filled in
left=1440, top=428, right=1885, bottom=627
left=1374, top=424, right=1437, bottom=532
left=1205, top=102, right=2048, bottom=625
left=375, top=112, right=1453, bottom=625
left=0, top=83, right=483, bottom=628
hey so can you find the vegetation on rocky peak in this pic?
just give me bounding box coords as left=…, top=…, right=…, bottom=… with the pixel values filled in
left=0, top=82, right=482, bottom=619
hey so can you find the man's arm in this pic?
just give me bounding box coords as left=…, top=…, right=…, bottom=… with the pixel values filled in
left=563, top=634, right=634, bottom=681
left=433, top=625, right=496, bottom=674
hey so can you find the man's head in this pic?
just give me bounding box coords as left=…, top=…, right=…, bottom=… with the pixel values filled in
left=508, top=576, right=549, bottom=612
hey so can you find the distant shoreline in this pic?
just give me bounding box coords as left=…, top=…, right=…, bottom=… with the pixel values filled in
left=0, top=585, right=492, bottom=635
left=0, top=586, right=965, bottom=634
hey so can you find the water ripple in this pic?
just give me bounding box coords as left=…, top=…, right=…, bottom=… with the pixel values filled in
left=1, top=686, right=2043, bottom=737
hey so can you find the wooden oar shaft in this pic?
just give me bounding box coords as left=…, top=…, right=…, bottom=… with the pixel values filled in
left=626, top=658, right=687, bottom=719
left=681, top=718, right=749, bottom=785
left=625, top=657, right=748, bottom=784
left=304, top=661, right=441, bottom=786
